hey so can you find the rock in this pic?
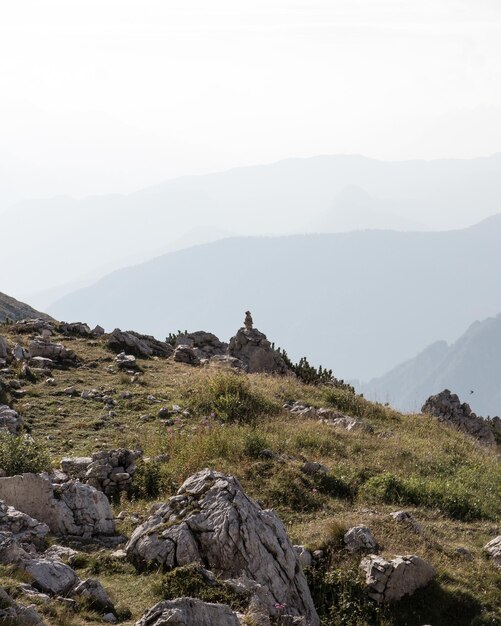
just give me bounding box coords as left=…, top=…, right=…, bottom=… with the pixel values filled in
left=57, top=321, right=92, bottom=337
left=43, top=545, right=78, bottom=562
left=0, top=500, right=49, bottom=544
left=116, top=352, right=137, bottom=370
left=29, top=339, right=76, bottom=366
left=0, top=530, right=32, bottom=564
left=0, top=584, right=45, bottom=626
left=228, top=326, right=288, bottom=374
left=103, top=613, right=118, bottom=623
left=93, top=325, right=105, bottom=336
left=422, top=390, right=496, bottom=446
left=22, top=557, right=78, bottom=595
left=294, top=545, right=313, bottom=568
left=175, top=332, right=228, bottom=360
left=12, top=343, right=30, bottom=361
left=0, top=473, right=115, bottom=537
left=389, top=511, right=421, bottom=533
left=344, top=526, right=377, bottom=553
left=208, top=355, right=247, bottom=372
left=324, top=415, right=373, bottom=433
left=134, top=598, right=241, bottom=626
left=0, top=337, right=7, bottom=359
left=483, top=536, right=501, bottom=568
left=126, top=468, right=319, bottom=625
left=300, top=462, right=329, bottom=476
left=0, top=404, right=23, bottom=434
left=60, top=457, right=92, bottom=480
left=108, top=329, right=173, bottom=359
left=173, top=344, right=200, bottom=365
left=360, top=554, right=435, bottom=602
left=72, top=578, right=114, bottom=611
left=84, top=449, right=141, bottom=496
left=455, top=547, right=473, bottom=561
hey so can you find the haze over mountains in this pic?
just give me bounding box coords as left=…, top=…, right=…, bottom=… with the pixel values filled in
left=4, top=153, right=501, bottom=305
left=49, top=214, right=501, bottom=387
left=362, top=314, right=501, bottom=417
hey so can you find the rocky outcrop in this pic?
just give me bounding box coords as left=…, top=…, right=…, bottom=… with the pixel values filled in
left=0, top=500, right=49, bottom=545
left=0, top=584, right=45, bottom=625
left=173, top=345, right=200, bottom=365
left=422, top=390, right=496, bottom=446
left=344, top=526, right=377, bottom=553
left=126, top=469, right=319, bottom=625
left=175, top=332, right=228, bottom=360
left=228, top=327, right=288, bottom=374
left=0, top=473, right=114, bottom=537
left=0, top=404, right=23, bottom=434
left=116, top=352, right=138, bottom=370
left=0, top=336, right=7, bottom=359
left=360, top=554, right=435, bottom=602
left=108, top=329, right=173, bottom=359
left=484, top=536, right=501, bottom=568
left=135, top=598, right=241, bottom=626
left=83, top=448, right=141, bottom=496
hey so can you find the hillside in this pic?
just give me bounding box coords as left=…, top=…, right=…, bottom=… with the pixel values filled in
left=0, top=291, right=52, bottom=323
left=50, top=215, right=501, bottom=381
left=362, top=313, right=501, bottom=416
left=0, top=319, right=499, bottom=626
left=4, top=153, right=501, bottom=302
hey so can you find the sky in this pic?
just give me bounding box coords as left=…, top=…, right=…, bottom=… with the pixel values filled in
left=1, top=0, right=501, bottom=202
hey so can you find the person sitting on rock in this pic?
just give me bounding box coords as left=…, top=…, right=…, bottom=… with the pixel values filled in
left=244, top=311, right=253, bottom=330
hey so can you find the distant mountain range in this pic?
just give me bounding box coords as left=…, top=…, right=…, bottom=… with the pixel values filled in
left=4, top=153, right=501, bottom=303
left=361, top=314, right=501, bottom=417
left=49, top=214, right=501, bottom=382
left=0, top=292, right=52, bottom=324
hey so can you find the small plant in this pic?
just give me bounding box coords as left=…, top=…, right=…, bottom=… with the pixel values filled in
left=166, top=330, right=188, bottom=347
left=0, top=432, right=51, bottom=475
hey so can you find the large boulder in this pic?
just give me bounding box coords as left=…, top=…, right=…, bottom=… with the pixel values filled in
left=175, top=332, right=228, bottom=360
left=0, top=474, right=114, bottom=537
left=360, top=554, right=435, bottom=602
left=0, top=404, right=23, bottom=434
left=422, top=390, right=496, bottom=446
left=484, top=536, right=501, bottom=568
left=0, top=584, right=45, bottom=626
left=108, top=329, right=173, bottom=359
left=228, top=327, right=288, bottom=374
left=135, top=598, right=240, bottom=626
left=22, top=557, right=78, bottom=595
left=126, top=469, right=319, bottom=625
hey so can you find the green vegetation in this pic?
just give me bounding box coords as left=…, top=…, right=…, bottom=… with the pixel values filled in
left=0, top=431, right=51, bottom=476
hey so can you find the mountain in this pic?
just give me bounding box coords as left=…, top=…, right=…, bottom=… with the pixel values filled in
left=49, top=214, right=501, bottom=382
left=4, top=153, right=501, bottom=300
left=0, top=292, right=52, bottom=323
left=362, top=313, right=501, bottom=417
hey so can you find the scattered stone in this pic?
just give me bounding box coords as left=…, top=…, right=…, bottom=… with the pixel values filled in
left=483, top=536, right=501, bottom=568
left=422, top=390, right=496, bottom=446
left=344, top=526, right=377, bottom=553
left=360, top=554, right=435, bottom=602
left=389, top=511, right=421, bottom=533
left=57, top=321, right=92, bottom=337
left=44, top=545, right=78, bottom=563
left=126, top=468, right=319, bottom=625
left=116, top=352, right=137, bottom=370
left=175, top=331, right=228, bottom=360
left=301, top=461, right=329, bottom=476
left=326, top=415, right=374, bottom=433
left=0, top=404, right=23, bottom=433
left=208, top=354, right=247, bottom=371
left=29, top=339, right=77, bottom=367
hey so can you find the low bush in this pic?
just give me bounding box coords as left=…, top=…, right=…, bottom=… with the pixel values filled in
left=188, top=372, right=279, bottom=423
left=0, top=432, right=51, bottom=475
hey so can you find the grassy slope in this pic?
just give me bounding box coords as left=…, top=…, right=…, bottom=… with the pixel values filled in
left=0, top=324, right=499, bottom=626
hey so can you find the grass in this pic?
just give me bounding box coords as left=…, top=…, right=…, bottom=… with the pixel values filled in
left=0, top=323, right=499, bottom=626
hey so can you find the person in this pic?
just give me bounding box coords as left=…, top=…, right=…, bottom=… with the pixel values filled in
left=244, top=310, right=253, bottom=330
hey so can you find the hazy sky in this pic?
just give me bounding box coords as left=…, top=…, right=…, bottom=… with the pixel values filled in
left=1, top=0, right=501, bottom=200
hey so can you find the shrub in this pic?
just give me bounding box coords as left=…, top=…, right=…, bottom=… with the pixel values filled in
left=129, top=459, right=174, bottom=500
left=0, top=432, right=51, bottom=475
left=243, top=431, right=271, bottom=458
left=159, top=563, right=249, bottom=612
left=324, top=388, right=399, bottom=422
left=188, top=372, right=278, bottom=423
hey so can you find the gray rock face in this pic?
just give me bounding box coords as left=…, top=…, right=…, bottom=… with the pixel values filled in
left=126, top=469, right=319, bottom=625
left=360, top=554, right=435, bottom=602
left=116, top=352, right=137, bottom=370
left=57, top=321, right=92, bottom=337
left=72, top=578, right=114, bottom=610
left=389, top=511, right=421, bottom=533
left=28, top=339, right=76, bottom=366
left=135, top=598, right=241, bottom=626
left=108, top=329, right=173, bottom=359
left=0, top=404, right=23, bottom=434
left=228, top=327, right=288, bottom=374
left=344, top=526, right=377, bottom=553
left=176, top=332, right=228, bottom=360
left=84, top=448, right=141, bottom=496
left=0, top=336, right=7, bottom=359
left=484, top=536, right=501, bottom=568
left=422, top=390, right=496, bottom=446
left=0, top=500, right=49, bottom=544
left=0, top=473, right=115, bottom=537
